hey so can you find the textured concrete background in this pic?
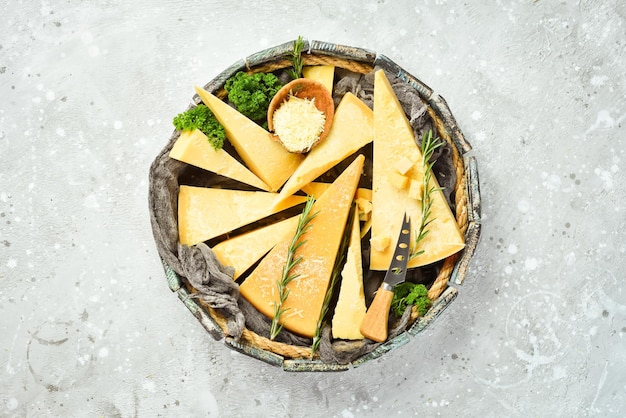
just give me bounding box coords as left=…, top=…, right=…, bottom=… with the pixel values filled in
left=1, top=0, right=625, bottom=416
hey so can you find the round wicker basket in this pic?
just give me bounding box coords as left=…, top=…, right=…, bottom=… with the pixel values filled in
left=149, top=39, right=481, bottom=372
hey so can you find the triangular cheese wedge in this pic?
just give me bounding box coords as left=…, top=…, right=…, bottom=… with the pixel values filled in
left=370, top=69, right=465, bottom=270
left=302, top=65, right=335, bottom=94
left=194, top=86, right=304, bottom=192
left=212, top=215, right=300, bottom=279
left=240, top=155, right=365, bottom=338
left=169, top=129, right=270, bottom=191
left=275, top=92, right=373, bottom=203
left=331, top=207, right=366, bottom=340
left=178, top=185, right=307, bottom=246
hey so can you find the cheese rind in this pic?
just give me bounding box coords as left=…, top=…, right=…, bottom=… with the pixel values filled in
left=275, top=93, right=373, bottom=203
left=302, top=65, right=335, bottom=94
left=240, top=155, right=365, bottom=338
left=370, top=70, right=465, bottom=270
left=169, top=129, right=270, bottom=191
left=331, top=207, right=366, bottom=340
left=212, top=216, right=300, bottom=279
left=177, top=185, right=307, bottom=246
left=194, top=86, right=303, bottom=192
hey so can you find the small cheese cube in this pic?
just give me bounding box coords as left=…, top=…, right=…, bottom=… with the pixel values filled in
left=408, top=179, right=423, bottom=201
left=356, top=197, right=372, bottom=221
left=370, top=235, right=391, bottom=252
left=395, top=156, right=416, bottom=175
left=389, top=172, right=409, bottom=190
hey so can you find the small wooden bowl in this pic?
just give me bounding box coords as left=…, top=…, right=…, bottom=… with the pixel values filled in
left=267, top=78, right=335, bottom=153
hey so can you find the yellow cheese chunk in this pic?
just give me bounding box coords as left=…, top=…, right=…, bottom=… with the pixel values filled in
left=169, top=129, right=270, bottom=191
left=331, top=207, right=366, bottom=340
left=408, top=179, right=422, bottom=200
left=240, top=155, right=365, bottom=338
left=194, top=86, right=303, bottom=192
left=395, top=155, right=417, bottom=176
left=212, top=215, right=300, bottom=279
left=178, top=185, right=307, bottom=246
left=302, top=65, right=335, bottom=94
left=275, top=92, right=373, bottom=203
left=355, top=197, right=372, bottom=221
left=388, top=171, right=409, bottom=190
left=370, top=69, right=465, bottom=270
left=370, top=235, right=390, bottom=252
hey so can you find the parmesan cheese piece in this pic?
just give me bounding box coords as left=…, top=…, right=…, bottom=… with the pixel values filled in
left=194, top=86, right=303, bottom=192
left=331, top=207, right=366, bottom=340
left=370, top=69, right=465, bottom=270
left=212, top=215, right=300, bottom=279
left=169, top=129, right=270, bottom=191
left=240, top=155, right=365, bottom=338
left=177, top=185, right=307, bottom=246
left=272, top=95, right=326, bottom=153
left=302, top=65, right=335, bottom=94
left=275, top=93, right=373, bottom=204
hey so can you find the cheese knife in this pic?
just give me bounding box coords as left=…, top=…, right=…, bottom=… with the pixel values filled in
left=360, top=214, right=412, bottom=342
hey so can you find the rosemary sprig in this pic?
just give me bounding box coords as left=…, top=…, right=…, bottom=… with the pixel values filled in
left=310, top=204, right=355, bottom=358
left=286, top=36, right=305, bottom=80
left=409, top=130, right=444, bottom=260
left=270, top=196, right=317, bottom=340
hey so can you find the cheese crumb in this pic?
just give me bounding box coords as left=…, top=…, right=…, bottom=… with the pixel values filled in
left=273, top=95, right=326, bottom=153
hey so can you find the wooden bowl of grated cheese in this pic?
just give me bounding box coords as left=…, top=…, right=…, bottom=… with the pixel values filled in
left=267, top=78, right=335, bottom=153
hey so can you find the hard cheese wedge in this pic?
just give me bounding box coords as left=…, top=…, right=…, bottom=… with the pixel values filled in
left=331, top=207, right=366, bottom=340
left=212, top=215, right=300, bottom=279
left=178, top=185, right=307, bottom=246
left=240, top=155, right=365, bottom=338
left=370, top=69, right=465, bottom=270
left=169, top=129, right=270, bottom=191
left=275, top=92, right=373, bottom=203
left=302, top=65, right=335, bottom=93
left=194, top=86, right=303, bottom=192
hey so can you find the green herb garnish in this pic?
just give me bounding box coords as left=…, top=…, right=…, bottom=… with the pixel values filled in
left=270, top=196, right=317, bottom=340
left=286, top=36, right=305, bottom=80
left=391, top=282, right=431, bottom=317
left=224, top=71, right=283, bottom=128
left=409, top=130, right=444, bottom=260
left=172, top=104, right=226, bottom=150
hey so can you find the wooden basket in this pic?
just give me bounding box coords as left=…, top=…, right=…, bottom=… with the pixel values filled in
left=150, top=39, right=481, bottom=372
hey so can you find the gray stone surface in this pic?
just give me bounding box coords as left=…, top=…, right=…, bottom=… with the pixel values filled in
left=1, top=1, right=625, bottom=416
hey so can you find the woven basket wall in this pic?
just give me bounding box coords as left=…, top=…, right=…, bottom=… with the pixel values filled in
left=151, top=40, right=481, bottom=372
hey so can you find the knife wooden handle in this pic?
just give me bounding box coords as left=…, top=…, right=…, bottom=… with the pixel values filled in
left=360, top=284, right=394, bottom=342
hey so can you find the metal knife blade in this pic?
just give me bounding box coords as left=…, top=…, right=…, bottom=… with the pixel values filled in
left=381, top=213, right=411, bottom=289
left=360, top=214, right=411, bottom=342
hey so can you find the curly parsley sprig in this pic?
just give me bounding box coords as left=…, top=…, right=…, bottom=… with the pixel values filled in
left=270, top=196, right=317, bottom=340
left=172, top=104, right=226, bottom=150
left=391, top=282, right=432, bottom=317
left=409, top=130, right=444, bottom=260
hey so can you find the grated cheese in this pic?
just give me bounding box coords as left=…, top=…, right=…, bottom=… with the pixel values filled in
left=272, top=95, right=326, bottom=153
